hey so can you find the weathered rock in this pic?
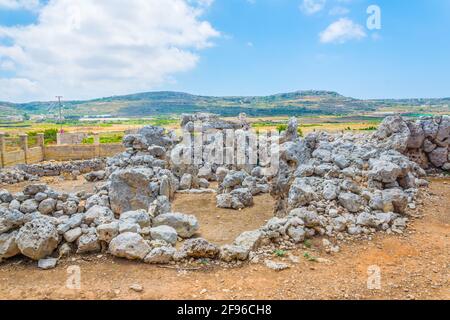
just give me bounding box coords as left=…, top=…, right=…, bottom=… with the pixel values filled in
left=38, top=258, right=58, bottom=270
left=96, top=222, right=120, bottom=243
left=0, top=189, right=13, bottom=203
left=20, top=199, right=39, bottom=214
left=288, top=178, right=316, bottom=208
left=429, top=147, right=448, bottom=168
left=109, top=232, right=151, bottom=260
left=265, top=260, right=289, bottom=271
left=287, top=226, right=306, bottom=243
left=120, top=210, right=151, bottom=228
left=109, top=167, right=156, bottom=214
left=23, top=184, right=48, bottom=196
left=219, top=244, right=249, bottom=262
left=144, top=246, right=176, bottom=264
left=382, top=189, right=408, bottom=214
left=0, top=231, right=20, bottom=261
left=150, top=225, right=178, bottom=245
left=38, top=198, right=57, bottom=215
left=0, top=208, right=25, bottom=234
left=234, top=230, right=263, bottom=251
left=77, top=233, right=101, bottom=254
left=322, top=182, right=339, bottom=201
left=119, top=221, right=141, bottom=234
left=339, top=193, right=363, bottom=213
left=178, top=238, right=219, bottom=259
left=84, top=205, right=115, bottom=226
left=64, top=227, right=82, bottom=243
left=148, top=196, right=171, bottom=218
left=222, top=171, right=247, bottom=189
left=16, top=218, right=59, bottom=260
left=369, top=159, right=402, bottom=184
left=85, top=194, right=110, bottom=210
left=179, top=174, right=193, bottom=190
left=153, top=213, right=199, bottom=238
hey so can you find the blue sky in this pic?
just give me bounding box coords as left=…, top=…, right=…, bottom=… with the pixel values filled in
left=0, top=0, right=449, bottom=102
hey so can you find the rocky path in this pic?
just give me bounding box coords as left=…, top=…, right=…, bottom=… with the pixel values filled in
left=0, top=178, right=448, bottom=300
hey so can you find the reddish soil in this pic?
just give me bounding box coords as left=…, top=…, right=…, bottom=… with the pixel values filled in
left=0, top=178, right=449, bottom=300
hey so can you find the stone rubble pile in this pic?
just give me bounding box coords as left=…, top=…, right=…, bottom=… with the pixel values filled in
left=216, top=169, right=269, bottom=209
left=373, top=115, right=450, bottom=171
left=0, top=168, right=38, bottom=185
left=0, top=159, right=106, bottom=185
left=17, top=159, right=106, bottom=177
left=0, top=182, right=204, bottom=265
left=1, top=114, right=445, bottom=268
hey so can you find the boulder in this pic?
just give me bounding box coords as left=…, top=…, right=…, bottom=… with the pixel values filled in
left=96, top=222, right=120, bottom=243
left=23, top=184, right=48, bottom=196
left=429, top=147, right=448, bottom=168
left=120, top=210, right=151, bottom=228
left=0, top=231, right=20, bottom=261
left=368, top=159, right=402, bottom=184
left=38, top=198, right=57, bottom=215
left=20, top=199, right=39, bottom=214
left=76, top=233, right=101, bottom=254
left=233, top=230, right=263, bottom=251
left=222, top=171, right=247, bottom=189
left=148, top=196, right=171, bottom=218
left=84, top=205, right=115, bottom=226
left=382, top=189, right=408, bottom=214
left=144, top=246, right=176, bottom=264
left=109, top=167, right=156, bottom=214
left=0, top=208, right=25, bottom=234
left=16, top=218, right=59, bottom=260
left=153, top=213, right=199, bottom=238
left=288, top=178, right=316, bottom=208
left=85, top=194, right=110, bottom=210
left=109, top=232, right=151, bottom=260
left=179, top=174, right=193, bottom=190
left=149, top=225, right=178, bottom=245
left=0, top=189, right=13, bottom=203
left=219, top=244, right=249, bottom=262
left=339, top=193, right=363, bottom=213
left=178, top=238, right=219, bottom=259
left=64, top=227, right=82, bottom=243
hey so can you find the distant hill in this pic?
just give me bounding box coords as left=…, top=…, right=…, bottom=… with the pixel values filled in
left=1, top=90, right=449, bottom=118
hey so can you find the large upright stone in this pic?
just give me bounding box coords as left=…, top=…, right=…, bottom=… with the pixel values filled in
left=109, top=167, right=156, bottom=214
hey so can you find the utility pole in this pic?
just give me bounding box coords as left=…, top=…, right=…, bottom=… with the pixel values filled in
left=56, top=96, right=63, bottom=132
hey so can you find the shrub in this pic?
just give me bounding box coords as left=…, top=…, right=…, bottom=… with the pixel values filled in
left=276, top=124, right=288, bottom=133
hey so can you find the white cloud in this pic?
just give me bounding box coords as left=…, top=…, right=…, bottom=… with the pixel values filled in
left=0, top=0, right=219, bottom=102
left=300, top=0, right=326, bottom=15
left=319, top=18, right=366, bottom=44
left=329, top=6, right=349, bottom=16
left=0, top=0, right=40, bottom=10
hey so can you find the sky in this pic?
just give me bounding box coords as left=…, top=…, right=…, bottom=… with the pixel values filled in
left=0, top=0, right=449, bottom=102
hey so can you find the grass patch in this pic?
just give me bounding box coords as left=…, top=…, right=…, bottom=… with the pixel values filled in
left=303, top=252, right=318, bottom=262
left=82, top=133, right=124, bottom=144
left=304, top=239, right=312, bottom=249
left=273, top=249, right=287, bottom=257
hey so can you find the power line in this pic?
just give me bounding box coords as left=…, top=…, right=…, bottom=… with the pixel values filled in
left=56, top=96, right=63, bottom=132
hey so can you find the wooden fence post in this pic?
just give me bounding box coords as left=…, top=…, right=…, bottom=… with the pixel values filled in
left=19, top=134, right=29, bottom=164
left=0, top=132, right=5, bottom=168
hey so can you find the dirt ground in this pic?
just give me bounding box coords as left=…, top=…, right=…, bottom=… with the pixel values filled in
left=0, top=178, right=448, bottom=300
left=172, top=192, right=275, bottom=245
